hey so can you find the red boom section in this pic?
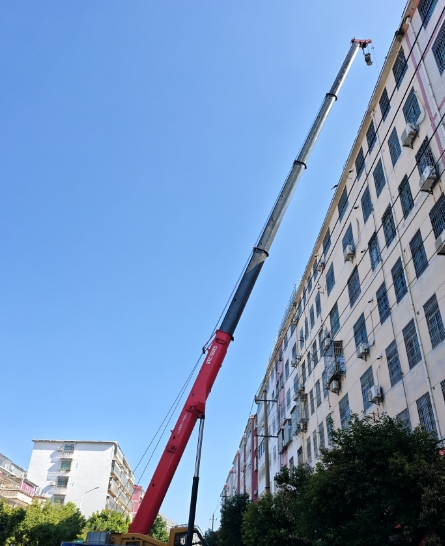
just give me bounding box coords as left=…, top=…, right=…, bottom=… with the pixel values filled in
left=129, top=330, right=232, bottom=535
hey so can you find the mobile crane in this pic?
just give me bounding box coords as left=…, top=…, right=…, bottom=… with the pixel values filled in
left=63, top=38, right=371, bottom=546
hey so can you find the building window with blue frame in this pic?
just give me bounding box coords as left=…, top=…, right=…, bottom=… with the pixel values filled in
left=399, top=175, right=414, bottom=219
left=339, top=394, right=351, bottom=429
left=391, top=258, right=408, bottom=303
left=305, top=317, right=309, bottom=340
left=330, top=302, right=340, bottom=337
left=433, top=19, right=445, bottom=74
left=403, top=319, right=422, bottom=368
left=342, top=223, right=354, bottom=253
left=392, top=47, right=408, bottom=88
left=299, top=327, right=304, bottom=349
left=326, top=263, right=335, bottom=296
left=313, top=261, right=318, bottom=281
left=373, top=159, right=386, bottom=197
left=307, top=275, right=312, bottom=293
left=338, top=186, right=349, bottom=221
left=310, top=305, right=315, bottom=329
left=361, top=186, right=373, bottom=223
left=313, top=341, right=318, bottom=365
left=376, top=282, right=391, bottom=324
left=360, top=366, right=375, bottom=411
left=416, top=137, right=436, bottom=175
left=379, top=88, right=391, bottom=121
left=382, top=205, right=396, bottom=247
left=429, top=193, right=445, bottom=238
left=419, top=0, right=438, bottom=28
left=403, top=88, right=421, bottom=125
left=315, top=292, right=321, bottom=317
left=355, top=148, right=365, bottom=179
left=353, top=313, right=368, bottom=349
left=386, top=340, right=403, bottom=387
left=424, top=293, right=445, bottom=349
left=323, top=229, right=331, bottom=256
left=388, top=127, right=402, bottom=166
left=347, top=266, right=361, bottom=308
left=410, top=230, right=428, bottom=279
left=397, top=408, right=412, bottom=431
left=416, top=393, right=436, bottom=436
left=366, top=121, right=377, bottom=152
left=369, top=232, right=381, bottom=271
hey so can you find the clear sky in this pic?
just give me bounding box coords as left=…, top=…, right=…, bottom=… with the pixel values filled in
left=1, top=0, right=405, bottom=533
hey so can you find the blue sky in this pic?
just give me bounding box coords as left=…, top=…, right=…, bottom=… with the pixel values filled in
left=1, top=0, right=405, bottom=532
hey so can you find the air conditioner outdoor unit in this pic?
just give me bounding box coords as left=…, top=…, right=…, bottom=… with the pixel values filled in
left=435, top=232, right=445, bottom=255
left=316, top=260, right=325, bottom=272
left=401, top=122, right=418, bottom=148
left=49, top=481, right=56, bottom=486
left=368, top=385, right=383, bottom=404
left=291, top=314, right=299, bottom=326
left=291, top=357, right=299, bottom=367
left=357, top=342, right=369, bottom=360
left=299, top=418, right=308, bottom=432
left=57, top=447, right=63, bottom=452
left=343, top=244, right=355, bottom=262
left=419, top=165, right=437, bottom=192
left=323, top=337, right=331, bottom=351
left=329, top=379, right=341, bottom=394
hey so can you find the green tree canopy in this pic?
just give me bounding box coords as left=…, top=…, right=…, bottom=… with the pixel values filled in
left=84, top=508, right=130, bottom=535
left=204, top=528, right=219, bottom=546
left=150, top=514, right=169, bottom=543
left=0, top=500, right=26, bottom=545
left=218, top=493, right=249, bottom=546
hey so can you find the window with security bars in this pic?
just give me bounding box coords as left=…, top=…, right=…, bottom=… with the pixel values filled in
left=424, top=293, right=445, bottom=348
left=353, top=313, right=368, bottom=349
left=382, top=205, right=396, bottom=247
left=433, top=19, right=445, bottom=74
left=318, top=330, right=324, bottom=358
left=342, top=223, right=354, bottom=252
left=347, top=266, right=361, bottom=307
left=339, top=394, right=351, bottom=429
left=313, top=261, right=318, bottom=281
left=366, top=121, right=377, bottom=152
left=403, top=319, right=422, bottom=368
left=355, top=148, right=365, bottom=179
left=308, top=275, right=312, bottom=292
left=319, top=422, right=325, bottom=448
left=361, top=186, right=373, bottom=223
left=392, top=47, right=408, bottom=88
left=310, top=305, right=315, bottom=329
left=396, top=408, right=412, bottom=431
left=416, top=392, right=436, bottom=435
left=310, top=389, right=315, bottom=414
left=322, top=370, right=328, bottom=398
left=313, top=430, right=319, bottom=459
left=388, top=127, right=402, bottom=166
left=399, top=176, right=414, bottom=219
left=373, top=159, right=386, bottom=197
left=57, top=477, right=68, bottom=488
left=441, top=379, right=445, bottom=401
left=419, top=0, right=438, bottom=27
left=369, top=232, right=381, bottom=271
left=360, top=366, right=375, bottom=411
left=403, top=88, right=421, bottom=125
left=293, top=374, right=299, bottom=394
left=391, top=258, right=408, bottom=303
left=299, top=328, right=304, bottom=349
left=376, top=282, right=391, bottom=324
left=379, top=88, right=391, bottom=121
left=338, top=187, right=349, bottom=221
left=315, top=380, right=321, bottom=406
left=285, top=359, right=289, bottom=379
left=386, top=340, right=402, bottom=387
left=308, top=352, right=312, bottom=375
left=416, top=137, right=436, bottom=175
left=315, top=292, right=321, bottom=317
left=313, top=341, right=318, bottom=365
left=302, top=362, right=307, bottom=384
left=327, top=414, right=334, bottom=443
left=305, top=317, right=309, bottom=340
left=303, top=287, right=307, bottom=305
left=323, top=229, right=331, bottom=256
left=330, top=303, right=340, bottom=337
left=286, top=388, right=291, bottom=409
left=307, top=437, right=312, bottom=463
left=429, top=193, right=445, bottom=239
left=326, top=263, right=335, bottom=296
left=410, top=230, right=428, bottom=279
left=291, top=319, right=296, bottom=335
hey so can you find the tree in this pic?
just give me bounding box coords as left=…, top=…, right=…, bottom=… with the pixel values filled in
left=204, top=528, right=219, bottom=546
left=150, top=514, right=169, bottom=543
left=0, top=500, right=25, bottom=545
left=84, top=509, right=130, bottom=535
left=218, top=494, right=249, bottom=546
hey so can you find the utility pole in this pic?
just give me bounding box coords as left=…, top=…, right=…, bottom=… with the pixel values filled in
left=211, top=513, right=214, bottom=532
left=263, top=390, right=270, bottom=495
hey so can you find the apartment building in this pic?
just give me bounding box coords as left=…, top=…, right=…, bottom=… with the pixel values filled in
left=223, top=0, right=445, bottom=499
left=0, top=452, right=42, bottom=508
left=27, top=440, right=135, bottom=518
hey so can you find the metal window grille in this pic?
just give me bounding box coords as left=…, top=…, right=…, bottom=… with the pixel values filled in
left=416, top=137, right=436, bottom=175
left=391, top=258, right=408, bottom=303
left=284, top=332, right=289, bottom=350
left=285, top=360, right=289, bottom=379
left=377, top=282, right=391, bottom=324
left=306, top=437, right=312, bottom=463
left=386, top=340, right=402, bottom=387
left=369, top=232, right=381, bottom=271
left=419, top=0, right=438, bottom=27
left=410, top=230, right=428, bottom=278
left=424, top=293, right=445, bottom=348
left=347, top=266, right=361, bottom=307
left=338, top=186, right=349, bottom=221
left=326, top=263, right=335, bottom=296
left=396, top=408, right=412, bottom=431
left=291, top=320, right=296, bottom=335
left=312, top=341, right=318, bottom=365
left=310, top=389, right=315, bottom=414
left=441, top=379, right=445, bottom=401
left=429, top=193, right=445, bottom=239
left=355, top=148, right=365, bottom=179
left=399, top=176, right=414, bottom=219
left=433, top=19, right=445, bottom=74
left=308, top=275, right=312, bottom=292
left=353, top=313, right=368, bottom=349
left=322, top=370, right=328, bottom=398
left=293, top=374, right=299, bottom=394
left=319, top=422, right=325, bottom=448
left=323, top=229, right=331, bottom=256
left=315, top=380, right=321, bottom=406
left=318, top=330, right=324, bottom=358
left=382, top=205, right=396, bottom=247
left=392, top=47, right=408, bottom=88
left=334, top=340, right=344, bottom=358
left=315, top=292, right=321, bottom=317
left=297, top=300, right=302, bottom=316
left=330, top=303, right=340, bottom=337
left=342, top=223, right=354, bottom=252
left=286, top=388, right=291, bottom=409
left=339, top=394, right=351, bottom=429
left=366, top=121, right=376, bottom=152
left=299, top=328, right=304, bottom=349
left=403, top=88, right=421, bottom=125
left=302, top=362, right=306, bottom=384
left=361, top=186, right=373, bottom=223
left=310, top=305, right=315, bottom=329
left=305, top=317, right=309, bottom=340
left=313, top=430, right=318, bottom=459
left=379, top=88, right=391, bottom=121
left=373, top=159, right=386, bottom=197
left=292, top=343, right=297, bottom=358
left=403, top=319, right=422, bottom=368
left=388, top=127, right=402, bottom=166
left=416, top=393, right=436, bottom=435
left=360, top=366, right=375, bottom=411
left=313, top=261, right=318, bottom=281
left=308, top=351, right=312, bottom=376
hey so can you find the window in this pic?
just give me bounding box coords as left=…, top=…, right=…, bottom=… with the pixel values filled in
left=63, top=443, right=74, bottom=453
left=292, top=343, right=297, bottom=359
left=342, top=223, right=354, bottom=252
left=310, top=305, right=315, bottom=329
left=313, top=430, right=319, bottom=459
left=310, top=389, right=315, bottom=414
left=286, top=388, right=291, bottom=410
left=285, top=359, right=289, bottom=379
left=429, top=193, right=445, bottom=238
left=419, top=0, right=438, bottom=27
left=312, top=341, right=318, bottom=365
left=338, top=186, right=349, bottom=220
left=323, top=229, right=331, bottom=256
left=60, top=460, right=72, bottom=472
left=315, top=380, right=321, bottom=406
left=376, top=282, right=391, bottom=324
left=410, top=230, right=428, bottom=278
left=416, top=137, right=436, bottom=175
left=399, top=176, right=414, bottom=219
left=313, top=261, right=318, bottom=281
left=366, top=121, right=377, bottom=152
left=308, top=352, right=312, bottom=376
left=361, top=186, right=373, bottom=223
left=57, top=477, right=68, bottom=488
left=347, top=267, right=361, bottom=308
left=308, top=275, right=312, bottom=293
left=353, top=313, right=368, bottom=349
left=303, top=287, right=307, bottom=306
left=326, top=263, right=335, bottom=296
left=416, top=393, right=436, bottom=435
left=382, top=205, right=396, bottom=247
left=327, top=414, right=333, bottom=443
left=433, top=19, right=445, bottom=73
left=442, top=379, right=445, bottom=401
left=386, top=340, right=403, bottom=387
left=300, top=328, right=304, bottom=349
left=319, top=422, right=325, bottom=449
left=391, top=258, right=408, bottom=303
left=369, top=232, right=381, bottom=271
left=291, top=319, right=296, bottom=335
left=307, top=437, right=312, bottom=463
left=393, top=47, right=408, bottom=88
left=360, top=366, right=375, bottom=411
left=397, top=408, right=412, bottom=431
left=53, top=495, right=65, bottom=505
left=302, top=362, right=307, bottom=384
left=424, top=293, right=445, bottom=348
left=373, top=159, right=386, bottom=197
left=305, top=317, right=309, bottom=340
left=318, top=330, right=324, bottom=358
left=330, top=303, right=340, bottom=337
left=379, top=88, right=391, bottom=121
left=403, top=319, right=422, bottom=368
left=284, top=331, right=289, bottom=350
left=355, top=148, right=365, bottom=179
left=322, top=370, right=328, bottom=398
left=388, top=127, right=402, bottom=166
left=339, top=394, right=351, bottom=429
left=403, top=88, right=421, bottom=125
left=315, top=292, right=321, bottom=317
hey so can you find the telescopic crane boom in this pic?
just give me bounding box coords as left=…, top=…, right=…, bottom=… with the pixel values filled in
left=130, top=38, right=371, bottom=536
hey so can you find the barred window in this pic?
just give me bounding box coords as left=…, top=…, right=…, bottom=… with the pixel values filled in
left=310, top=305, right=315, bottom=329
left=441, top=379, right=445, bottom=401
left=373, top=159, right=386, bottom=197
left=326, top=263, right=335, bottom=296
left=285, top=359, right=289, bottom=379
left=319, top=422, right=325, bottom=448
left=330, top=302, right=340, bottom=337
left=379, top=88, right=391, bottom=121
left=299, top=327, right=304, bottom=349
left=302, top=361, right=306, bottom=383
left=308, top=351, right=312, bottom=375
left=382, top=205, right=396, bottom=247
left=419, top=0, right=438, bottom=27
left=339, top=394, right=351, bottom=429
left=403, top=88, right=421, bottom=125
left=361, top=186, right=373, bottom=223
left=399, top=176, right=414, bottom=219
left=393, top=47, right=408, bottom=88
left=313, top=260, right=318, bottom=281
left=315, top=292, right=321, bottom=317
left=433, top=18, right=445, bottom=74
left=429, top=193, right=445, bottom=239
left=347, top=266, right=361, bottom=307
left=391, top=258, right=408, bottom=303
left=315, top=380, right=321, bottom=406
left=403, top=319, right=422, bottom=368
left=416, top=392, right=436, bottom=435
left=376, top=282, right=391, bottom=324
left=293, top=373, right=299, bottom=394
left=360, top=366, right=375, bottom=411
left=313, top=341, right=318, bottom=365
left=355, top=148, right=365, bottom=179
left=292, top=343, right=297, bottom=359
left=303, top=287, right=307, bottom=305
left=305, top=317, right=309, bottom=340
left=323, top=229, right=331, bottom=256
left=424, top=293, right=445, bottom=348
left=396, top=408, right=412, bottom=431
left=291, top=319, right=296, bottom=335
left=416, top=137, right=436, bottom=175
left=310, top=389, right=315, bottom=414
left=338, top=187, right=349, bottom=221
left=353, top=313, right=368, bottom=349
left=388, top=127, right=402, bottom=166
left=322, top=370, right=328, bottom=399
left=313, top=430, right=319, bottom=459
left=318, top=330, right=324, bottom=358
left=307, top=437, right=312, bottom=463
left=410, top=230, right=428, bottom=279
left=366, top=121, right=377, bottom=152
left=342, top=223, right=354, bottom=252
left=286, top=388, right=291, bottom=409
left=386, top=340, right=403, bottom=387
left=369, top=232, right=381, bottom=271
left=308, top=275, right=312, bottom=293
